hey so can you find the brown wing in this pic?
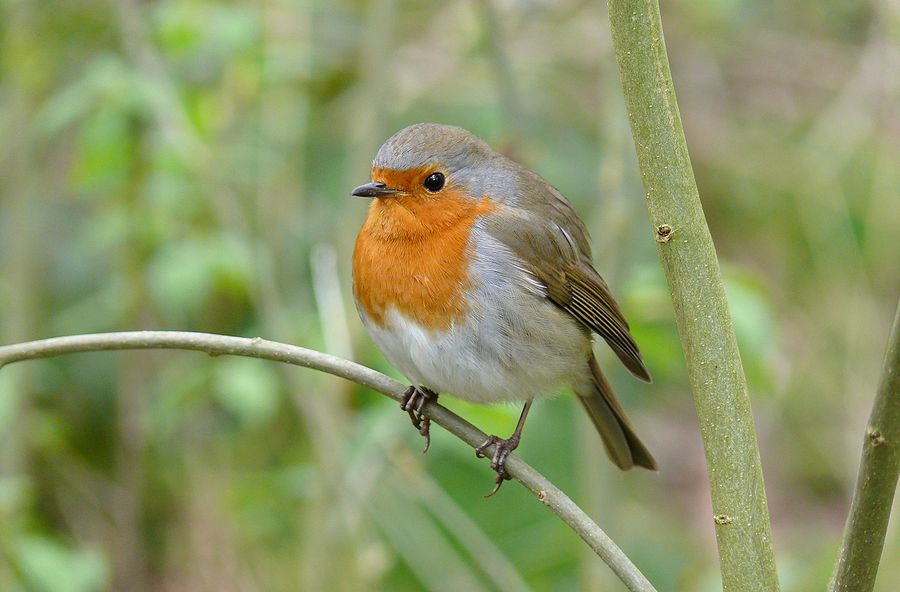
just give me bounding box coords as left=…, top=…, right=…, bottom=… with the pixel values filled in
left=545, top=264, right=652, bottom=382
left=482, top=170, right=652, bottom=382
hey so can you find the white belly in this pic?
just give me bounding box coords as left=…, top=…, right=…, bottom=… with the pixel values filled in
left=358, top=234, right=591, bottom=404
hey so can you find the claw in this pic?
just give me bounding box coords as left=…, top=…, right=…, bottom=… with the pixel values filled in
left=475, top=434, right=519, bottom=496
left=485, top=471, right=509, bottom=498
left=476, top=400, right=533, bottom=497
left=475, top=435, right=498, bottom=459
left=419, top=417, right=431, bottom=453
left=399, top=386, right=437, bottom=453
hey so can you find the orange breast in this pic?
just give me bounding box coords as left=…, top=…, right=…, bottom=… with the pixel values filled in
left=353, top=174, right=498, bottom=331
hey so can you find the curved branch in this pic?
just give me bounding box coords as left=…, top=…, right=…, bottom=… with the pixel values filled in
left=0, top=331, right=656, bottom=592
left=829, top=300, right=900, bottom=592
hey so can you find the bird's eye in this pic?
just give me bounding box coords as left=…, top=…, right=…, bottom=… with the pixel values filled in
left=423, top=172, right=445, bottom=192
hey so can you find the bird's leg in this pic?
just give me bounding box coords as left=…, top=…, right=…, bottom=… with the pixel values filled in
left=475, top=399, right=534, bottom=497
left=400, top=386, right=438, bottom=453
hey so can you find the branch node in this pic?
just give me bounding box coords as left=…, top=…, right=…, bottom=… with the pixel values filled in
left=654, top=224, right=675, bottom=243
left=538, top=490, right=549, bottom=504
left=867, top=428, right=885, bottom=447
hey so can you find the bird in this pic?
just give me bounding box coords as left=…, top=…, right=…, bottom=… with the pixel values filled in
left=351, top=123, right=656, bottom=495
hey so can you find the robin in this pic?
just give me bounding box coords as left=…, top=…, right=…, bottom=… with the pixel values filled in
left=352, top=123, right=656, bottom=495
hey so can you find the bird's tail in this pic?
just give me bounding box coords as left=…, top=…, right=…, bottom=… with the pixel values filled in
left=575, top=355, right=657, bottom=470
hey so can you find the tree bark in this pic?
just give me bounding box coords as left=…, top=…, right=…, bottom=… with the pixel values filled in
left=605, top=1, right=780, bottom=589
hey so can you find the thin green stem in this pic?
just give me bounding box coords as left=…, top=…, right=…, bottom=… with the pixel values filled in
left=0, top=331, right=657, bottom=592
left=829, top=300, right=900, bottom=592
left=605, top=1, right=780, bottom=589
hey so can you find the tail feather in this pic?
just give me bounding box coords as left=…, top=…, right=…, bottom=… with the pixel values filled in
left=576, top=356, right=657, bottom=471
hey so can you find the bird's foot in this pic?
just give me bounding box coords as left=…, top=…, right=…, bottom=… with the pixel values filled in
left=475, top=433, right=521, bottom=497
left=400, top=386, right=438, bottom=453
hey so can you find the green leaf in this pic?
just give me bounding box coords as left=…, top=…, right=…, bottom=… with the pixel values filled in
left=146, top=239, right=216, bottom=319
left=15, top=535, right=108, bottom=592
left=212, top=357, right=281, bottom=427
left=723, top=265, right=776, bottom=391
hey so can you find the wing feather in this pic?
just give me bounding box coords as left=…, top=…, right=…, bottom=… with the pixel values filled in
left=481, top=171, right=651, bottom=382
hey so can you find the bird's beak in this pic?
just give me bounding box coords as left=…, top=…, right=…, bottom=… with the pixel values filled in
left=351, top=181, right=401, bottom=198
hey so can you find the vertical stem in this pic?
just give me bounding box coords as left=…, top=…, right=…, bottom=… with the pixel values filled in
left=476, top=0, right=524, bottom=141
left=605, top=1, right=780, bottom=589
left=254, top=3, right=361, bottom=589
left=0, top=3, right=39, bottom=586
left=111, top=123, right=150, bottom=592
left=829, top=300, right=900, bottom=592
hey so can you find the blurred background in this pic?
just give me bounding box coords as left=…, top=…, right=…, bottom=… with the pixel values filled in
left=1, top=0, right=898, bottom=590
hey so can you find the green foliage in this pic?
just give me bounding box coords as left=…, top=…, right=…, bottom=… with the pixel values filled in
left=212, top=357, right=281, bottom=427
left=14, top=536, right=108, bottom=592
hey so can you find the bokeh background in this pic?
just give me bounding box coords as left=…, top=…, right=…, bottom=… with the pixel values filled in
left=1, top=0, right=898, bottom=590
